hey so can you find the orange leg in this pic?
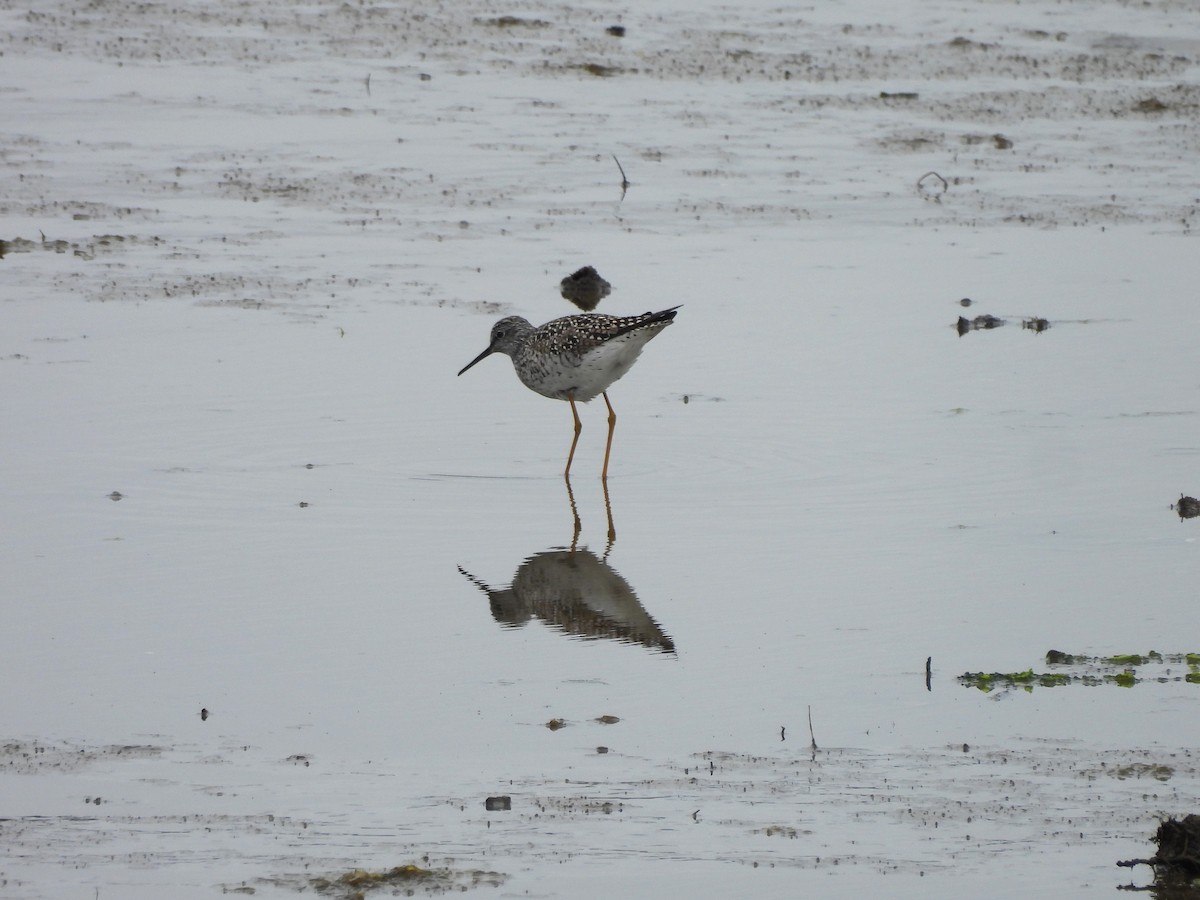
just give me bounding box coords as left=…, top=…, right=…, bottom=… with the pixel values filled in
left=564, top=393, right=583, bottom=479
left=601, top=391, right=617, bottom=481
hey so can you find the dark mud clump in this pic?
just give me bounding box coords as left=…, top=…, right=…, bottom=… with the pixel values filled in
left=1117, top=814, right=1200, bottom=894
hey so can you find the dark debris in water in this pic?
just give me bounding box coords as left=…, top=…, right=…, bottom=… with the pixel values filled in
left=1, top=233, right=160, bottom=261
left=956, top=313, right=1052, bottom=335
left=1133, top=97, right=1170, bottom=113
left=0, top=739, right=163, bottom=773
left=956, top=313, right=1004, bottom=334
left=476, top=15, right=549, bottom=29
left=574, top=62, right=622, bottom=77
left=960, top=650, right=1200, bottom=692
left=1117, top=814, right=1200, bottom=894
left=1173, top=495, right=1200, bottom=520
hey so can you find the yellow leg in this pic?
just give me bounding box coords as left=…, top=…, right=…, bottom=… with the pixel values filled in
left=564, top=393, right=583, bottom=479
left=601, top=391, right=617, bottom=481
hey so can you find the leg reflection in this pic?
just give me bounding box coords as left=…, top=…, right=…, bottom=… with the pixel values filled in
left=563, top=472, right=617, bottom=554
left=563, top=472, right=582, bottom=552
left=601, top=476, right=616, bottom=554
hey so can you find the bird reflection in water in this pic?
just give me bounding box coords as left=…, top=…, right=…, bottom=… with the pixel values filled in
left=459, top=470, right=673, bottom=654
left=458, top=549, right=675, bottom=655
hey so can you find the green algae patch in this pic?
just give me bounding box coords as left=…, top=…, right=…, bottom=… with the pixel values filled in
left=311, top=862, right=506, bottom=897
left=959, top=670, right=1070, bottom=692
left=1105, top=652, right=1163, bottom=667
left=959, top=650, right=1200, bottom=693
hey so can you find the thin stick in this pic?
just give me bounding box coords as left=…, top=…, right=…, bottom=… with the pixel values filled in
left=612, top=154, right=630, bottom=199
left=807, top=705, right=818, bottom=751
left=917, top=171, right=948, bottom=193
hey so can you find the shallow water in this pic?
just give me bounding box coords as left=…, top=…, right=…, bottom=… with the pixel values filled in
left=3, top=0, right=1199, bottom=896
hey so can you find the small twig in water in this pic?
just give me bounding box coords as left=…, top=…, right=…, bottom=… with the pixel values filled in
left=807, top=705, right=818, bottom=752
left=612, top=154, right=631, bottom=199
left=917, top=171, right=948, bottom=195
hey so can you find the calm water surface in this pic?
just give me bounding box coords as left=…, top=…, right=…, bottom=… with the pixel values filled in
left=2, top=0, right=1199, bottom=895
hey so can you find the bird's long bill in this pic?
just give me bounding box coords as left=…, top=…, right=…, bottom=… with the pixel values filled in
left=457, top=344, right=495, bottom=377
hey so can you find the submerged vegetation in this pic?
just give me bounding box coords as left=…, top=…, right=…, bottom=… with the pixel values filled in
left=311, top=862, right=507, bottom=898
left=959, top=650, right=1200, bottom=692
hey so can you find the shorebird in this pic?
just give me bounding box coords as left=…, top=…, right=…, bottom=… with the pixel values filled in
left=457, top=306, right=679, bottom=479
left=559, top=266, right=612, bottom=311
